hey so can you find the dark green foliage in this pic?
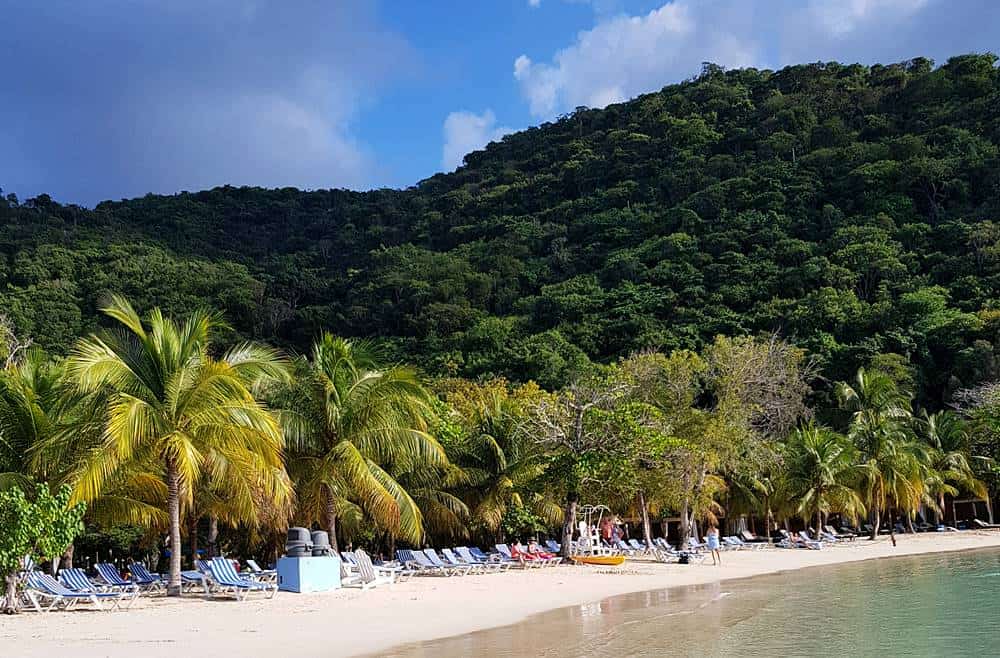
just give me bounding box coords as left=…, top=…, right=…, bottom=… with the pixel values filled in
left=1, top=54, right=999, bottom=403
left=1, top=482, right=86, bottom=612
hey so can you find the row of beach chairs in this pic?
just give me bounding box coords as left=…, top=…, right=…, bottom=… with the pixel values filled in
left=394, top=544, right=561, bottom=576
left=19, top=557, right=278, bottom=612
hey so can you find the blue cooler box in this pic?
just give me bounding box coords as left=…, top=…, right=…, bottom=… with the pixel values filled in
left=277, top=556, right=342, bottom=592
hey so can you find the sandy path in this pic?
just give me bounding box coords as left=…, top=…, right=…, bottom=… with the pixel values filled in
left=3, top=531, right=1000, bottom=657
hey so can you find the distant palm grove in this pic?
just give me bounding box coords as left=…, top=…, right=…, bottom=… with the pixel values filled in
left=2, top=54, right=1000, bottom=593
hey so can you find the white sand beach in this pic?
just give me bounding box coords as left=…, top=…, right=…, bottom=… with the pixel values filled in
left=3, top=532, right=1000, bottom=658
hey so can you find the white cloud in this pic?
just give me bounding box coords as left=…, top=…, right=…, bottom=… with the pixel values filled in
left=514, top=1, right=757, bottom=118
left=529, top=0, right=541, bottom=7
left=807, top=0, right=929, bottom=37
left=442, top=110, right=514, bottom=171
left=0, top=2, right=412, bottom=204
left=513, top=0, right=956, bottom=119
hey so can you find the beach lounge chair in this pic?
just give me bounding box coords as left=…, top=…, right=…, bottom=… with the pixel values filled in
left=545, top=539, right=561, bottom=554
left=95, top=563, right=146, bottom=594
left=627, top=538, right=652, bottom=555
left=823, top=525, right=855, bottom=540
left=396, top=549, right=453, bottom=576
left=179, top=569, right=211, bottom=593
left=457, top=546, right=510, bottom=571
left=971, top=519, right=1000, bottom=530
left=730, top=535, right=766, bottom=551
left=245, top=559, right=277, bottom=582
left=24, top=571, right=122, bottom=612
left=721, top=536, right=744, bottom=550
left=339, top=551, right=360, bottom=576
left=207, top=557, right=277, bottom=600
left=442, top=547, right=494, bottom=574
left=613, top=539, right=636, bottom=555
left=793, top=531, right=823, bottom=549
left=496, top=543, right=546, bottom=568
left=342, top=549, right=395, bottom=590
left=469, top=546, right=515, bottom=567
left=739, top=530, right=770, bottom=544
left=59, top=568, right=137, bottom=610
left=424, top=548, right=473, bottom=576
left=128, top=563, right=166, bottom=592
left=687, top=537, right=707, bottom=553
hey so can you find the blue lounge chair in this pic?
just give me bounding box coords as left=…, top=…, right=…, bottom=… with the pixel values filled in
left=60, top=568, right=137, bottom=610
left=545, top=539, right=561, bottom=554
left=94, top=563, right=147, bottom=594
left=396, top=549, right=452, bottom=576
left=25, top=571, right=122, bottom=612
left=469, top=546, right=515, bottom=567
left=128, top=563, right=166, bottom=592
left=687, top=537, right=708, bottom=552
left=456, top=546, right=510, bottom=571
left=443, top=547, right=494, bottom=574
left=207, top=557, right=277, bottom=600
left=424, top=548, right=472, bottom=576
left=721, top=536, right=743, bottom=550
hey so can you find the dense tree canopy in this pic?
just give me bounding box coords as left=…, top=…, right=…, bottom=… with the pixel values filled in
left=1, top=54, right=999, bottom=406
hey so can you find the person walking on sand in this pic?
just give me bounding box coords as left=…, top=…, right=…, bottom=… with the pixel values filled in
left=706, top=523, right=722, bottom=565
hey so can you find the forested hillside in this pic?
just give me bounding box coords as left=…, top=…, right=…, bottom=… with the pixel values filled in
left=2, top=54, right=999, bottom=403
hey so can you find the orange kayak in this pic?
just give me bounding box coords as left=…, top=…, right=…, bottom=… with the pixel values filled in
left=570, top=555, right=626, bottom=566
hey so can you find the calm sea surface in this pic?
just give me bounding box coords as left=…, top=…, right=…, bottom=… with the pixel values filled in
left=380, top=549, right=1000, bottom=657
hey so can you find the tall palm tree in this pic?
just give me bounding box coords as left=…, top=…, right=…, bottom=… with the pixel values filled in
left=1, top=350, right=171, bottom=568
left=917, top=410, right=988, bottom=524
left=0, top=350, right=61, bottom=490
left=836, top=368, right=923, bottom=539
left=783, top=425, right=866, bottom=536
left=280, top=334, right=446, bottom=551
left=448, top=390, right=560, bottom=543
left=64, top=295, right=290, bottom=595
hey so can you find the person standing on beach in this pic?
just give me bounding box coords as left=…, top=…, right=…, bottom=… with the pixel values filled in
left=706, top=524, right=722, bottom=565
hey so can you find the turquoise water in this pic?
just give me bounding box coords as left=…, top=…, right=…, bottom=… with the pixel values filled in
left=382, top=549, right=1000, bottom=657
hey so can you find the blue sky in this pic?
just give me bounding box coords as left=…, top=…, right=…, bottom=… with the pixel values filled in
left=1, top=0, right=997, bottom=206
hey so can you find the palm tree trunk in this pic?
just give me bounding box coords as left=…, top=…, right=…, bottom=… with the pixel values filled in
left=815, top=510, right=822, bottom=539
left=324, top=486, right=340, bottom=553
left=166, top=456, right=182, bottom=597
left=3, top=572, right=20, bottom=613
left=207, top=516, right=219, bottom=557
left=188, top=516, right=199, bottom=567
left=560, top=493, right=578, bottom=559
left=60, top=543, right=75, bottom=571
left=870, top=507, right=880, bottom=541
left=679, top=498, right=689, bottom=545
left=938, top=493, right=945, bottom=525
left=638, top=490, right=653, bottom=548
left=905, top=515, right=915, bottom=534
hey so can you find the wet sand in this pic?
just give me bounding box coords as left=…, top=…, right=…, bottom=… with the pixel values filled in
left=380, top=546, right=1000, bottom=657
left=3, top=532, right=1000, bottom=657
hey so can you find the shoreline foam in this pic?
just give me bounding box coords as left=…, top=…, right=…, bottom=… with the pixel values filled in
left=3, top=532, right=1000, bottom=658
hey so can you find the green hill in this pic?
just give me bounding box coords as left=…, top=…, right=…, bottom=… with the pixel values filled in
left=2, top=54, right=999, bottom=402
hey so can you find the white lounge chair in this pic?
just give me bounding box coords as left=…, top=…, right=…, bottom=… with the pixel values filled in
left=342, top=549, right=396, bottom=590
